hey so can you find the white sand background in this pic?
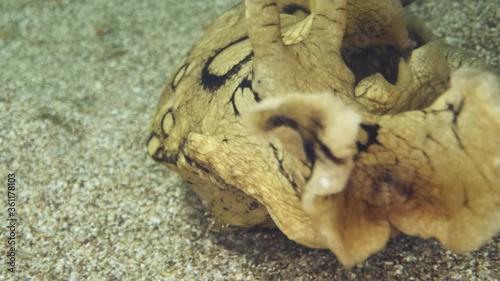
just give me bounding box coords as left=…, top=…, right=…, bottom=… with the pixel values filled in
left=0, top=0, right=498, bottom=280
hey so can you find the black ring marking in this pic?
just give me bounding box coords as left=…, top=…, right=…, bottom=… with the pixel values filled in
left=229, top=74, right=260, bottom=116
left=201, top=36, right=252, bottom=93
left=171, top=64, right=188, bottom=91
left=160, top=108, right=176, bottom=136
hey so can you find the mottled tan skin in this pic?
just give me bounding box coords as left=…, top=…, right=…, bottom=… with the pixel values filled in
left=148, top=0, right=499, bottom=266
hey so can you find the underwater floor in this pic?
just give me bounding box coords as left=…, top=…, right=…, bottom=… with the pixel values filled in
left=1, top=0, right=498, bottom=279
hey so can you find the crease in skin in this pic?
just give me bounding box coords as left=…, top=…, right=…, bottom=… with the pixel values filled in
left=147, top=0, right=499, bottom=266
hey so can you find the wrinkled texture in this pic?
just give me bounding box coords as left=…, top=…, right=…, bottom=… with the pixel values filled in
left=148, top=0, right=500, bottom=265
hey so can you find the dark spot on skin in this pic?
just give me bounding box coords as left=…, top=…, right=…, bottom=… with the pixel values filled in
left=245, top=79, right=261, bottom=103
left=357, top=123, right=382, bottom=152
left=463, top=188, right=470, bottom=209
left=281, top=4, right=310, bottom=15
left=428, top=100, right=464, bottom=126
left=239, top=74, right=253, bottom=88
left=383, top=171, right=393, bottom=184
left=381, top=168, right=414, bottom=201
left=248, top=201, right=260, bottom=210
left=303, top=139, right=316, bottom=167
left=449, top=100, right=464, bottom=125
left=201, top=36, right=253, bottom=93
left=267, top=115, right=299, bottom=131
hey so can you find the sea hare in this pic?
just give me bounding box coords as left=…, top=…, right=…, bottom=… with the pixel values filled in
left=147, top=0, right=500, bottom=266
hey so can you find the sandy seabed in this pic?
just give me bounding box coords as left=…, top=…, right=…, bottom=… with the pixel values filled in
left=1, top=0, right=498, bottom=280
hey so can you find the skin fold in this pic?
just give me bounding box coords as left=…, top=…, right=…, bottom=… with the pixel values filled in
left=147, top=0, right=499, bottom=265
